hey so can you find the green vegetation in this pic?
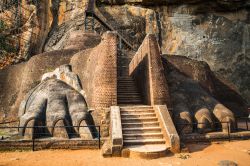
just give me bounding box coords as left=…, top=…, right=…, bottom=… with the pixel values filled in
left=0, top=20, right=5, bottom=30
left=0, top=20, right=18, bottom=54
left=0, top=129, right=7, bottom=136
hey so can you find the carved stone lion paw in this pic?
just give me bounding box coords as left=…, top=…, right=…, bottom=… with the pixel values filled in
left=18, top=78, right=95, bottom=139
left=170, top=74, right=235, bottom=134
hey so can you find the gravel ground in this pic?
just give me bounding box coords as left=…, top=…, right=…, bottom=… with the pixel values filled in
left=0, top=140, right=250, bottom=166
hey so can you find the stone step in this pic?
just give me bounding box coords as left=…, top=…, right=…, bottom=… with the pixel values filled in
left=118, top=77, right=132, bottom=79
left=118, top=86, right=138, bottom=89
left=120, top=106, right=153, bottom=110
left=117, top=90, right=140, bottom=93
left=123, top=139, right=165, bottom=146
left=118, top=85, right=136, bottom=88
left=118, top=102, right=143, bottom=105
left=118, top=78, right=134, bottom=80
left=121, top=111, right=155, bottom=115
left=118, top=81, right=135, bottom=83
left=118, top=98, right=142, bottom=101
left=117, top=71, right=129, bottom=74
left=117, top=94, right=141, bottom=97
left=118, top=79, right=134, bottom=81
left=121, top=116, right=157, bottom=123
left=121, top=113, right=156, bottom=118
left=122, top=127, right=161, bottom=134
left=118, top=100, right=143, bottom=103
left=118, top=100, right=143, bottom=104
left=120, top=109, right=154, bottom=113
left=118, top=97, right=141, bottom=99
left=122, top=145, right=169, bottom=159
left=118, top=94, right=141, bottom=97
left=117, top=89, right=140, bottom=94
left=118, top=85, right=138, bottom=88
left=123, top=133, right=164, bottom=140
left=120, top=108, right=154, bottom=113
left=118, top=81, right=134, bottom=83
left=121, top=110, right=155, bottom=115
left=117, top=92, right=141, bottom=95
left=122, top=122, right=159, bottom=128
left=118, top=80, right=135, bottom=82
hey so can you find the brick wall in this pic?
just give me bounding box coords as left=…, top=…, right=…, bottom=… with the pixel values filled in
left=129, top=34, right=171, bottom=107
left=82, top=31, right=118, bottom=109
left=73, top=31, right=118, bottom=137
left=0, top=139, right=105, bottom=151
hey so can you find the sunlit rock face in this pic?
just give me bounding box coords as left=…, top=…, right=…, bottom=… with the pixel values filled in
left=43, top=0, right=88, bottom=51
left=88, top=1, right=249, bottom=103
left=101, top=0, right=249, bottom=9
left=1, top=0, right=249, bottom=102
left=160, top=5, right=250, bottom=103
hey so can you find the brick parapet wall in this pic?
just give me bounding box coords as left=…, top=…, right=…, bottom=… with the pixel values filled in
left=76, top=31, right=117, bottom=138
left=84, top=31, right=118, bottom=109
left=92, top=32, right=117, bottom=108
left=129, top=34, right=171, bottom=107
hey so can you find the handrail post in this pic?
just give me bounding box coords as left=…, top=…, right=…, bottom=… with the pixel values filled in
left=32, top=126, right=35, bottom=151
left=119, top=37, right=122, bottom=50
left=246, top=118, right=249, bottom=131
left=91, top=13, right=94, bottom=32
left=227, top=122, right=230, bottom=142
left=235, top=118, right=238, bottom=131
left=98, top=126, right=101, bottom=149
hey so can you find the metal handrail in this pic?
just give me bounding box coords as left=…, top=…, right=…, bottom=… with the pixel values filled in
left=84, top=0, right=135, bottom=50
left=176, top=117, right=250, bottom=142
left=0, top=125, right=101, bottom=151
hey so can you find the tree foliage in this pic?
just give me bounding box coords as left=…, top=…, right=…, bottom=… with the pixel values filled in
left=0, top=20, right=17, bottom=53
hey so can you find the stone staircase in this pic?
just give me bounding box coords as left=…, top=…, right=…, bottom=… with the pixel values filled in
left=117, top=77, right=143, bottom=105
left=120, top=106, right=169, bottom=158
left=117, top=49, right=143, bottom=105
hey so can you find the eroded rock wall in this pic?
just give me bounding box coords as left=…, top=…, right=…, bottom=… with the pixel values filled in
left=1, top=0, right=249, bottom=103
left=94, top=1, right=250, bottom=104
left=161, top=5, right=250, bottom=104
left=0, top=32, right=101, bottom=123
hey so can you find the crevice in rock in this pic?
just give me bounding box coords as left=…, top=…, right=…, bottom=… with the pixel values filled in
left=42, top=0, right=60, bottom=52
left=155, top=11, right=162, bottom=49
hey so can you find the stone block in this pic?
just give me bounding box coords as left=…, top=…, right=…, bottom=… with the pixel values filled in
left=154, top=105, right=180, bottom=153
left=112, top=145, right=122, bottom=157
left=110, top=106, right=123, bottom=146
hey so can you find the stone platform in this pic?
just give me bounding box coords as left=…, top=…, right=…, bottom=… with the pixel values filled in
left=182, top=131, right=250, bottom=142
left=122, top=144, right=170, bottom=159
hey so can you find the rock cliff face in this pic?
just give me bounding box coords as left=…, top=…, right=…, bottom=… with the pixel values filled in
left=0, top=0, right=249, bottom=103
left=93, top=0, right=250, bottom=104
left=160, top=4, right=250, bottom=105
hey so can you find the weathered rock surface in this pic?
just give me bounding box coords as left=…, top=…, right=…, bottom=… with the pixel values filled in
left=91, top=1, right=250, bottom=104
left=1, top=1, right=249, bottom=104
left=162, top=6, right=250, bottom=104
left=0, top=32, right=100, bottom=123
left=0, top=0, right=249, bottom=142
left=101, top=0, right=250, bottom=9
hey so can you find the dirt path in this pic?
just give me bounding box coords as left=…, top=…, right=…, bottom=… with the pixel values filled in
left=0, top=140, right=250, bottom=166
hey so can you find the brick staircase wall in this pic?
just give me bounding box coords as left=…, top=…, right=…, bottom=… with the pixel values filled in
left=129, top=34, right=171, bottom=108
left=69, top=31, right=118, bottom=137
left=81, top=31, right=118, bottom=109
